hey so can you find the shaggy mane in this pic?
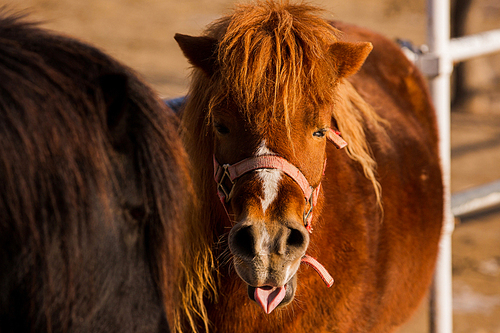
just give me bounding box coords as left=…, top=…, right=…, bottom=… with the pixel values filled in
left=207, top=1, right=340, bottom=128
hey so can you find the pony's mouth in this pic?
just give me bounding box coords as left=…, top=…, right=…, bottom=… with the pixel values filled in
left=247, top=275, right=297, bottom=314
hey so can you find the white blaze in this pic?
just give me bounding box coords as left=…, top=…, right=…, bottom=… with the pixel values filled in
left=255, top=141, right=282, bottom=214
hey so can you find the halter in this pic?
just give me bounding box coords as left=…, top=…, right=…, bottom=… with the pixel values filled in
left=213, top=154, right=322, bottom=232
left=213, top=128, right=346, bottom=288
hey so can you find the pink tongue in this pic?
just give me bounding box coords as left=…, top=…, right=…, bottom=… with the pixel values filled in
left=254, top=286, right=286, bottom=314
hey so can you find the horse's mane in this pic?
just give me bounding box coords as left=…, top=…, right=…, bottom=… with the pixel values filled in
left=179, top=1, right=386, bottom=332
left=0, top=13, right=191, bottom=331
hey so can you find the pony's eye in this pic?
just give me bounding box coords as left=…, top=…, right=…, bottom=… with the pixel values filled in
left=214, top=122, right=230, bottom=135
left=313, top=129, right=327, bottom=138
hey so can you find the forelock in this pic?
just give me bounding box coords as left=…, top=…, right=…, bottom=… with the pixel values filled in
left=205, top=1, right=341, bottom=128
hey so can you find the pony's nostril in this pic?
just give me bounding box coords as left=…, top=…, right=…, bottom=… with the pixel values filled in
left=287, top=228, right=306, bottom=249
left=230, top=223, right=308, bottom=260
left=231, top=225, right=255, bottom=259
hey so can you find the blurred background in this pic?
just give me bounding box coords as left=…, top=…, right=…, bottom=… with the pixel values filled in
left=5, top=0, right=500, bottom=332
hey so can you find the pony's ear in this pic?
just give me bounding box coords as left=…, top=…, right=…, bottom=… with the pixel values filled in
left=329, top=41, right=373, bottom=78
left=99, top=73, right=132, bottom=151
left=174, top=33, right=218, bottom=76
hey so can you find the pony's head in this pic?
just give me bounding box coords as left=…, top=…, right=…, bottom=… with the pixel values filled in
left=177, top=1, right=380, bottom=316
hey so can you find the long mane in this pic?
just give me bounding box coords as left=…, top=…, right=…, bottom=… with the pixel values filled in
left=0, top=13, right=191, bottom=331
left=179, top=1, right=387, bottom=331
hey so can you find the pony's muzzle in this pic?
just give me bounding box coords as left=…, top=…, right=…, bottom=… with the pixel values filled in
left=228, top=218, right=309, bottom=312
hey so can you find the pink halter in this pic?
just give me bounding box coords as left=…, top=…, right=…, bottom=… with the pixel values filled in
left=213, top=129, right=346, bottom=288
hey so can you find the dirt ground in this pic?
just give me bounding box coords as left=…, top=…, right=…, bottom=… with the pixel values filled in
left=7, top=0, right=500, bottom=332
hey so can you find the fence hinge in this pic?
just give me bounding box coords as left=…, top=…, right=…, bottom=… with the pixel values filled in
left=398, top=39, right=453, bottom=78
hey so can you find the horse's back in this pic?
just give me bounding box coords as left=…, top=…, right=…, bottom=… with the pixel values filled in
left=325, top=21, right=443, bottom=331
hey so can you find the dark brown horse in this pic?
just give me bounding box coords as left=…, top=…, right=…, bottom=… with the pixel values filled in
left=0, top=13, right=191, bottom=332
left=175, top=1, right=443, bottom=332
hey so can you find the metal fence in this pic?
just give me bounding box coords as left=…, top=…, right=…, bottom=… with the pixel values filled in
left=412, top=1, right=500, bottom=332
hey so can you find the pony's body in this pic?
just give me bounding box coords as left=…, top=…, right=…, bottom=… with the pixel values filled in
left=0, top=14, right=190, bottom=332
left=176, top=2, right=443, bottom=333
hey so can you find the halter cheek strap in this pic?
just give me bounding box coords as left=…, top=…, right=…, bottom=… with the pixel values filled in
left=327, top=128, right=348, bottom=149
left=213, top=128, right=346, bottom=287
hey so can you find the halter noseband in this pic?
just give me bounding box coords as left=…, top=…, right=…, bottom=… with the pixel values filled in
left=212, top=129, right=346, bottom=288
left=213, top=154, right=322, bottom=232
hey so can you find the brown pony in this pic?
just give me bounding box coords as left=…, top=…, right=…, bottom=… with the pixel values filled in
left=0, top=13, right=191, bottom=332
left=175, top=1, right=443, bottom=332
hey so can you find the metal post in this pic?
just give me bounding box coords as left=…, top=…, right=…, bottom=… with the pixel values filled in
left=427, top=0, right=454, bottom=332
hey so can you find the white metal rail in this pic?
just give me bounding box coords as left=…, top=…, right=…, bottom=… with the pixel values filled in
left=451, top=180, right=500, bottom=218
left=417, top=1, right=500, bottom=333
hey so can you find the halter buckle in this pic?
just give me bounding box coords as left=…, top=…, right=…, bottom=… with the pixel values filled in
left=303, top=187, right=315, bottom=231
left=217, top=164, right=235, bottom=203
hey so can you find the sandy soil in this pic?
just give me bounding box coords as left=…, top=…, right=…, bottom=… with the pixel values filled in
left=6, top=0, right=500, bottom=332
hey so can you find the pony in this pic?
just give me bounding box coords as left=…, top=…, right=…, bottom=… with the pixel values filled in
left=0, top=13, right=192, bottom=332
left=174, top=1, right=444, bottom=332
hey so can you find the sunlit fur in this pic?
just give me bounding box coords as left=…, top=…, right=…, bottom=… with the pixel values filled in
left=213, top=2, right=338, bottom=119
